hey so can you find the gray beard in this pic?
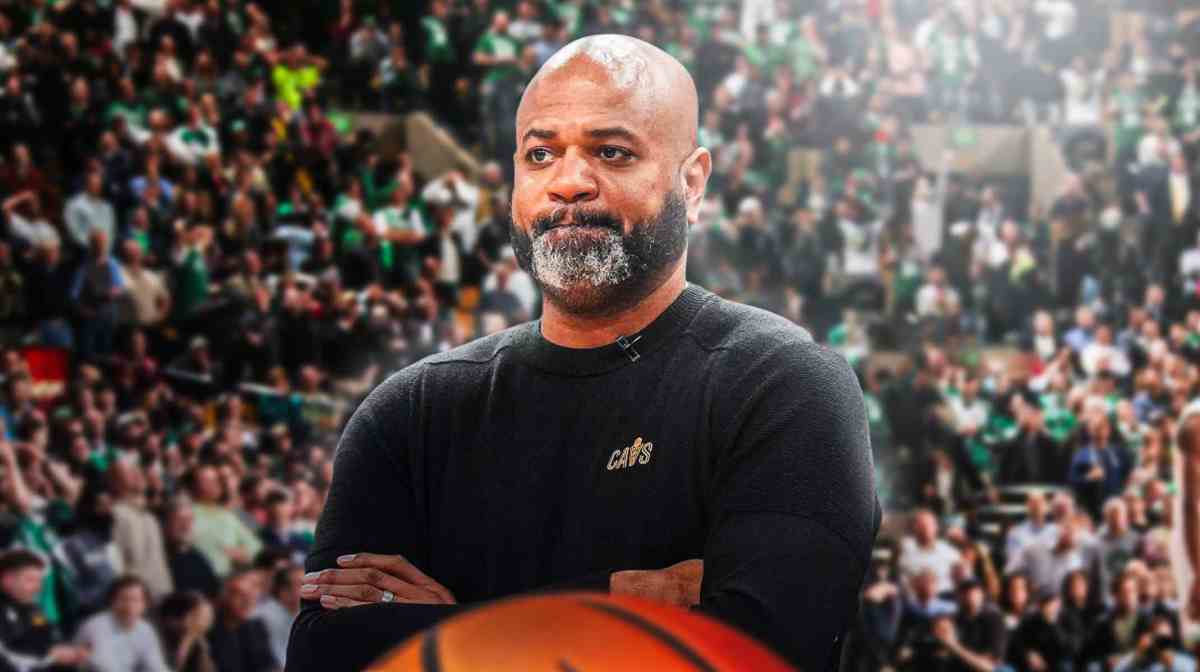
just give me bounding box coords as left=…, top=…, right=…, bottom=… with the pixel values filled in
left=529, top=227, right=633, bottom=293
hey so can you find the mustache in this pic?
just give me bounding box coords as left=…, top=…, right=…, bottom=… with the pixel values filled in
left=532, top=207, right=623, bottom=236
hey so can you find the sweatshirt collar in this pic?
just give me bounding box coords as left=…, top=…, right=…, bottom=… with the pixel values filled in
left=513, top=282, right=710, bottom=377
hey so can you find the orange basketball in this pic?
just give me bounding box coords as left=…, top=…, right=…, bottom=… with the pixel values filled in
left=367, top=592, right=796, bottom=671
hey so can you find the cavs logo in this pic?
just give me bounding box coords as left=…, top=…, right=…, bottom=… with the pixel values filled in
left=606, top=437, right=654, bottom=471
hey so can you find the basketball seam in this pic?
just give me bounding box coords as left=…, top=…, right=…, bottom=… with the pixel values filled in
left=576, top=599, right=718, bottom=672
left=421, top=626, right=442, bottom=672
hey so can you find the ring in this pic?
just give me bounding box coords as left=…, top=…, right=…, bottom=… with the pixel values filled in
left=381, top=590, right=395, bottom=603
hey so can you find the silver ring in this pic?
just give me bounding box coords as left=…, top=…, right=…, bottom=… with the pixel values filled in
left=380, top=590, right=395, bottom=603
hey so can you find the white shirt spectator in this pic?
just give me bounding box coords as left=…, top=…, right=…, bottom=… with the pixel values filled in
left=74, top=611, right=170, bottom=672
left=63, top=192, right=116, bottom=252
left=1005, top=520, right=1060, bottom=563
left=1034, top=0, right=1077, bottom=41
left=5, top=211, right=59, bottom=249
left=113, top=5, right=140, bottom=58
left=254, top=597, right=295, bottom=668
left=421, top=173, right=481, bottom=251
left=838, top=219, right=883, bottom=278
left=1061, top=67, right=1104, bottom=126
left=1005, top=538, right=1087, bottom=598
left=483, top=259, right=538, bottom=318
left=1138, top=134, right=1182, bottom=167
left=915, top=283, right=961, bottom=318
left=1180, top=244, right=1200, bottom=279
left=898, top=535, right=962, bottom=595
left=1081, top=341, right=1132, bottom=378
left=119, top=265, right=171, bottom=326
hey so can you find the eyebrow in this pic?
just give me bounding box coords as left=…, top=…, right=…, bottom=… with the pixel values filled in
left=520, top=126, right=642, bottom=145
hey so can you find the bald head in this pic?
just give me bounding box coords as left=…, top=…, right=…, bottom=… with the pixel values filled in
left=518, top=35, right=698, bottom=164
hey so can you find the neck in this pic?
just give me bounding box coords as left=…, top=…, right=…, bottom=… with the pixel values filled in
left=539, top=266, right=686, bottom=349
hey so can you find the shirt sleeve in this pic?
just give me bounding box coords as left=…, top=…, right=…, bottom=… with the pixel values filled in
left=698, top=339, right=880, bottom=670
left=286, top=369, right=463, bottom=672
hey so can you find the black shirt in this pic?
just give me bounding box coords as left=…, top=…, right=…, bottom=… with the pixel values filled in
left=287, top=283, right=881, bottom=671
left=209, top=616, right=276, bottom=672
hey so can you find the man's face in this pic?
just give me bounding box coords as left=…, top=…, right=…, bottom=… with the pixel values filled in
left=112, top=584, right=146, bottom=623
left=223, top=575, right=259, bottom=621
left=510, top=52, right=700, bottom=316
left=2, top=567, right=44, bottom=605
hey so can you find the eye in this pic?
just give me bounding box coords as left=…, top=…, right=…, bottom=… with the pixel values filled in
left=526, top=148, right=553, bottom=164
left=599, top=146, right=634, bottom=162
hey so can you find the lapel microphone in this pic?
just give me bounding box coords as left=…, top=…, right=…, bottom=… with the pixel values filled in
left=615, top=334, right=643, bottom=363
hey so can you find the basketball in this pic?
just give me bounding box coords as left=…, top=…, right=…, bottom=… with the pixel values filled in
left=366, top=592, right=796, bottom=671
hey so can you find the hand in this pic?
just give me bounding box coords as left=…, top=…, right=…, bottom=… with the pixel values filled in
left=301, top=553, right=457, bottom=609
left=47, top=644, right=89, bottom=665
left=931, top=617, right=957, bottom=645
left=1087, top=465, right=1104, bottom=481
left=610, top=558, right=703, bottom=608
left=1027, top=650, right=1047, bottom=671
left=224, top=546, right=251, bottom=565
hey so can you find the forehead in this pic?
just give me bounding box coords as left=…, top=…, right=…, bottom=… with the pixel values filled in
left=517, top=61, right=667, bottom=146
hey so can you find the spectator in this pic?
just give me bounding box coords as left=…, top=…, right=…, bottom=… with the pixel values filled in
left=57, top=480, right=123, bottom=618
left=71, top=230, right=125, bottom=365
left=932, top=578, right=1008, bottom=672
left=163, top=496, right=221, bottom=598
left=208, top=569, right=276, bottom=672
left=1005, top=491, right=1060, bottom=566
left=253, top=563, right=301, bottom=669
left=74, top=576, right=170, bottom=672
left=1006, top=515, right=1089, bottom=605
left=1069, top=414, right=1132, bottom=519
left=157, top=591, right=217, bottom=672
left=110, top=460, right=174, bottom=602
left=899, top=509, right=963, bottom=596
left=0, top=550, right=90, bottom=670
left=1085, top=571, right=1151, bottom=667
left=1007, top=589, right=1077, bottom=672
left=63, top=171, right=116, bottom=256
left=184, top=464, right=262, bottom=579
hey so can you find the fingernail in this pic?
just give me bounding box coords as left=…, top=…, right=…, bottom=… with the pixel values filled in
left=320, top=595, right=335, bottom=605
left=337, top=554, right=356, bottom=564
left=300, top=584, right=316, bottom=593
left=303, top=572, right=319, bottom=581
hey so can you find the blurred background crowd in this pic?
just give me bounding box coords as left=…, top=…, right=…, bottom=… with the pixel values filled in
left=1, top=0, right=1200, bottom=670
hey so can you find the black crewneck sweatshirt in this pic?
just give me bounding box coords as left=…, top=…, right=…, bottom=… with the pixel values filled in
left=286, top=283, right=881, bottom=671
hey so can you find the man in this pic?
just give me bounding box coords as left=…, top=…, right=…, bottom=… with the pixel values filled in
left=63, top=171, right=116, bottom=255
left=71, top=229, right=125, bottom=362
left=1006, top=515, right=1089, bottom=598
left=289, top=35, right=879, bottom=671
left=185, top=464, right=262, bottom=579
left=210, top=570, right=278, bottom=672
left=1090, top=499, right=1142, bottom=604
left=1005, top=491, right=1059, bottom=565
left=110, top=460, right=174, bottom=601
left=255, top=564, right=303, bottom=669
left=898, top=509, right=962, bottom=596
left=932, top=579, right=1008, bottom=672
left=116, top=239, right=170, bottom=328
left=0, top=550, right=90, bottom=670
left=74, top=576, right=170, bottom=672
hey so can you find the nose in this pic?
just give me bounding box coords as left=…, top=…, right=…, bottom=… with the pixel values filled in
left=546, top=148, right=597, bottom=205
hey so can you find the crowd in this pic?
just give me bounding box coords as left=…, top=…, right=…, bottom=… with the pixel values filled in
left=1, top=0, right=1200, bottom=670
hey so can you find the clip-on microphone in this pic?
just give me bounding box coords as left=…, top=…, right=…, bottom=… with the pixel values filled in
left=615, top=334, right=643, bottom=362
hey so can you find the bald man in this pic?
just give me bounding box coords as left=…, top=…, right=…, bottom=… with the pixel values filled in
left=287, top=36, right=879, bottom=671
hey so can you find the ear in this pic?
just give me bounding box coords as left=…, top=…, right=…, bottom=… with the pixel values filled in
left=679, top=146, right=712, bottom=227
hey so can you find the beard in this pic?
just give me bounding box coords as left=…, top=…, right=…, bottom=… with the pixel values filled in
left=510, top=189, right=688, bottom=317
